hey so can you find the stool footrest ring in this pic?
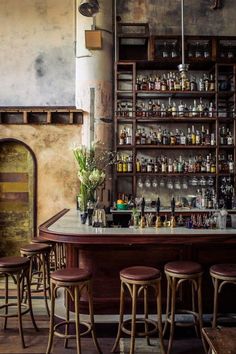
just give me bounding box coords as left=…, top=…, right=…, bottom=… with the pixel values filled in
left=121, top=318, right=158, bottom=337
left=54, top=320, right=93, bottom=339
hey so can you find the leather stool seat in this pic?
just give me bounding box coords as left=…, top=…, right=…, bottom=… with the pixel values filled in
left=46, top=268, right=101, bottom=354
left=120, top=266, right=160, bottom=281
left=0, top=256, right=30, bottom=268
left=31, top=237, right=52, bottom=244
left=0, top=255, right=38, bottom=348
left=21, top=243, right=51, bottom=252
left=165, top=261, right=202, bottom=275
left=210, top=263, right=236, bottom=277
left=51, top=268, right=92, bottom=282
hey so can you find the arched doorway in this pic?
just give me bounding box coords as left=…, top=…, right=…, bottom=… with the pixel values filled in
left=0, top=139, right=36, bottom=256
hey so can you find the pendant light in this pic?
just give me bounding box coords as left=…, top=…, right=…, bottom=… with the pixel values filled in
left=178, top=0, right=189, bottom=85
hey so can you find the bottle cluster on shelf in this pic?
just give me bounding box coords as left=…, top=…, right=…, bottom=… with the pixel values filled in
left=134, top=125, right=215, bottom=146
left=117, top=98, right=217, bottom=118
left=136, top=154, right=216, bottom=174
left=136, top=72, right=215, bottom=92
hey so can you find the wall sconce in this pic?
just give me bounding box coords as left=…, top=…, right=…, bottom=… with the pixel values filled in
left=78, top=0, right=102, bottom=50
left=78, top=0, right=99, bottom=17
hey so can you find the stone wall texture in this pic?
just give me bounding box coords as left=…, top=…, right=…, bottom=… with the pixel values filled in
left=117, top=0, right=236, bottom=36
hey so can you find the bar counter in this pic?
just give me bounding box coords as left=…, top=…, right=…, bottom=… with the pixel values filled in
left=39, top=209, right=236, bottom=314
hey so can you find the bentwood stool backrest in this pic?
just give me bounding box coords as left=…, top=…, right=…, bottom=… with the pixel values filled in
left=0, top=256, right=38, bottom=348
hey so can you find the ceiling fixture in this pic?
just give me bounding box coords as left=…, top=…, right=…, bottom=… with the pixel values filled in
left=178, top=0, right=189, bottom=87
left=78, top=0, right=99, bottom=17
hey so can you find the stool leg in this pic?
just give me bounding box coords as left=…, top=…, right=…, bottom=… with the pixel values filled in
left=42, top=253, right=50, bottom=316
left=64, top=288, right=70, bottom=348
left=191, top=280, right=199, bottom=337
left=16, top=273, right=26, bottom=349
left=46, top=283, right=56, bottom=354
left=25, top=268, right=38, bottom=332
left=212, top=277, right=219, bottom=328
left=197, top=276, right=207, bottom=354
left=167, top=277, right=176, bottom=354
left=3, top=274, right=8, bottom=330
left=144, top=286, right=150, bottom=346
left=130, top=283, right=137, bottom=354
left=156, top=280, right=166, bottom=354
left=163, top=274, right=170, bottom=336
left=111, top=281, right=125, bottom=353
left=74, top=286, right=82, bottom=354
left=87, top=282, right=102, bottom=354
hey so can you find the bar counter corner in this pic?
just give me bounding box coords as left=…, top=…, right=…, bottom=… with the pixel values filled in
left=39, top=209, right=236, bottom=314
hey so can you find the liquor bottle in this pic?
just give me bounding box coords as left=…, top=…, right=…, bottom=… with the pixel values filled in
left=209, top=102, right=216, bottom=118
left=190, top=76, right=197, bottom=91
left=172, top=102, right=177, bottom=117
left=168, top=158, right=173, bottom=173
left=192, top=100, right=198, bottom=117
left=199, top=78, right=205, bottom=92
left=136, top=158, right=141, bottom=172
left=220, top=126, right=227, bottom=145
left=155, top=76, right=161, bottom=91
left=187, top=127, right=192, bottom=145
left=127, top=155, right=133, bottom=172
left=178, top=100, right=185, bottom=117
left=136, top=76, right=141, bottom=91
left=196, top=130, right=201, bottom=145
left=209, top=74, right=215, bottom=91
left=156, top=100, right=161, bottom=117
left=198, top=98, right=204, bottom=117
left=228, top=154, right=234, bottom=174
left=141, top=128, right=146, bottom=145
left=180, top=130, right=186, bottom=145
left=226, top=129, right=233, bottom=145
left=175, top=129, right=181, bottom=145
left=167, top=98, right=172, bottom=117
left=147, top=159, right=153, bottom=173
left=119, top=129, right=126, bottom=145
left=117, top=156, right=123, bottom=172
left=161, top=74, right=167, bottom=91
left=140, top=77, right=148, bottom=91
left=126, top=128, right=132, bottom=145
left=204, top=128, right=211, bottom=146
left=123, top=157, right=128, bottom=173
left=141, top=157, right=147, bottom=172
left=136, top=129, right=141, bottom=145
left=191, top=125, right=196, bottom=145
left=203, top=74, right=209, bottom=91
left=161, top=103, right=166, bottom=117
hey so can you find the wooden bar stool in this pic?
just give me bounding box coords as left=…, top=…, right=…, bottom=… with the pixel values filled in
left=20, top=243, right=51, bottom=315
left=210, top=263, right=236, bottom=328
left=0, top=256, right=38, bottom=348
left=112, top=266, right=165, bottom=354
left=164, top=261, right=206, bottom=354
left=31, top=237, right=58, bottom=271
left=46, top=267, right=102, bottom=354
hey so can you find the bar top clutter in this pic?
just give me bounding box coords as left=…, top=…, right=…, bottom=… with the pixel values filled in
left=40, top=210, right=236, bottom=245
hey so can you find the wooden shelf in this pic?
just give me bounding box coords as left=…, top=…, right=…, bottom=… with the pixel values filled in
left=0, top=107, right=83, bottom=125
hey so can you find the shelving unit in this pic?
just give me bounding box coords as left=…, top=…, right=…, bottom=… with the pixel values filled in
left=114, top=34, right=236, bottom=210
left=0, top=107, right=83, bottom=125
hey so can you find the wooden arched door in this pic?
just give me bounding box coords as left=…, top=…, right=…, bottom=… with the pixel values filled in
left=0, top=139, right=36, bottom=256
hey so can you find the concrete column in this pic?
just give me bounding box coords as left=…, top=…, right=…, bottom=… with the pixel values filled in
left=75, top=0, right=113, bottom=204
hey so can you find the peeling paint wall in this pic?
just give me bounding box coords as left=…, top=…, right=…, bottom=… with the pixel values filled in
left=0, top=125, right=82, bottom=229
left=0, top=0, right=75, bottom=106
left=117, top=0, right=236, bottom=35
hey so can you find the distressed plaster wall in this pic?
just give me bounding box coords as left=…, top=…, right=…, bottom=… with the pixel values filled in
left=0, top=125, right=82, bottom=228
left=0, top=0, right=75, bottom=106
left=117, top=0, right=236, bottom=35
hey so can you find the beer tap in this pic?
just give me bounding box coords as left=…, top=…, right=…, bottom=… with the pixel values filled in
left=155, top=197, right=162, bottom=228
left=140, top=196, right=146, bottom=228
left=170, top=196, right=176, bottom=228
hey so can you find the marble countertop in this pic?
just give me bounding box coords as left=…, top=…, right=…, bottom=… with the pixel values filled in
left=47, top=209, right=236, bottom=236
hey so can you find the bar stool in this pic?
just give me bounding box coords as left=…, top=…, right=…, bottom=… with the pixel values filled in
left=210, top=263, right=236, bottom=327
left=31, top=237, right=58, bottom=271
left=112, top=266, right=165, bottom=354
left=0, top=256, right=38, bottom=348
left=46, top=267, right=102, bottom=354
left=164, top=261, right=206, bottom=354
left=20, top=243, right=51, bottom=315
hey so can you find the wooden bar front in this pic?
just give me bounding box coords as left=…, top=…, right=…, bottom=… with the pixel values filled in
left=39, top=209, right=236, bottom=314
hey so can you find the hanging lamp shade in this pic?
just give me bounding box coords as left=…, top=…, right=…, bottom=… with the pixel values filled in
left=78, top=0, right=99, bottom=17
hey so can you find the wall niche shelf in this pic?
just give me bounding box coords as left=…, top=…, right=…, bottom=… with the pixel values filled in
left=0, top=107, right=83, bottom=125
